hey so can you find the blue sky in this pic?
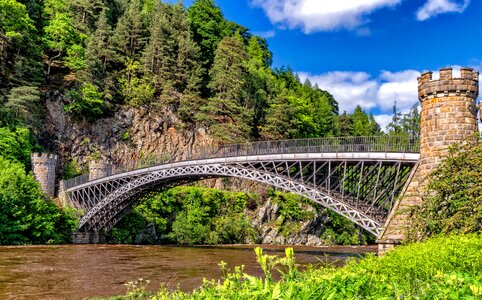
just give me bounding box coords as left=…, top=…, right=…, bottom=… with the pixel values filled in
left=170, top=0, right=482, bottom=129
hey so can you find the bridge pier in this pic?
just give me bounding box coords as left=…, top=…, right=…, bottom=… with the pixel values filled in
left=72, top=232, right=106, bottom=244
left=378, top=67, right=479, bottom=255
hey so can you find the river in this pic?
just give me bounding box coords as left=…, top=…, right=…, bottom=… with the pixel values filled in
left=0, top=244, right=376, bottom=299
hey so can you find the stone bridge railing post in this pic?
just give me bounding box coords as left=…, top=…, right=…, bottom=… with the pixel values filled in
left=378, top=67, right=479, bottom=255
left=89, top=159, right=113, bottom=181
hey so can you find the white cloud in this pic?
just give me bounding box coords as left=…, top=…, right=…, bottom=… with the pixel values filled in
left=298, top=69, right=420, bottom=114
left=377, top=70, right=420, bottom=112
left=298, top=69, right=421, bottom=132
left=416, top=0, right=470, bottom=21
left=251, top=0, right=401, bottom=33
left=374, top=114, right=393, bottom=131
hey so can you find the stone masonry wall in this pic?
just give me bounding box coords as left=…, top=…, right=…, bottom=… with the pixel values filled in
left=31, top=153, right=58, bottom=198
left=378, top=67, right=479, bottom=254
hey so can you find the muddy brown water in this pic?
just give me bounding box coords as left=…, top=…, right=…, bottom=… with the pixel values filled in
left=0, top=244, right=376, bottom=299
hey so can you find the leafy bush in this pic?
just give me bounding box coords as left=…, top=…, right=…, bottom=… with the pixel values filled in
left=65, top=82, right=105, bottom=121
left=409, top=140, right=482, bottom=240
left=0, top=126, right=35, bottom=168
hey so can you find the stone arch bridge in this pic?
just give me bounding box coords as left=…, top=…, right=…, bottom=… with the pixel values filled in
left=62, top=136, right=420, bottom=242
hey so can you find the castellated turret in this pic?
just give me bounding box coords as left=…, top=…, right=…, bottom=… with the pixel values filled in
left=417, top=67, right=479, bottom=177
left=31, top=153, right=58, bottom=198
left=378, top=67, right=479, bottom=255
left=89, top=159, right=113, bottom=181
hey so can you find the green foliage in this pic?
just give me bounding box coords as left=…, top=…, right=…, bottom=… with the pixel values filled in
left=152, top=234, right=482, bottom=299
left=0, top=0, right=35, bottom=41
left=187, top=0, right=227, bottom=92
left=65, top=82, right=105, bottom=121
left=118, top=59, right=155, bottom=106
left=112, top=186, right=260, bottom=245
left=62, top=158, right=85, bottom=180
left=0, top=0, right=42, bottom=86
left=5, top=85, right=41, bottom=130
left=320, top=210, right=372, bottom=245
left=202, top=33, right=251, bottom=142
left=0, top=126, right=34, bottom=167
left=387, top=102, right=420, bottom=137
left=409, top=140, right=482, bottom=240
left=262, top=69, right=339, bottom=139
left=110, top=210, right=147, bottom=244
left=0, top=156, right=77, bottom=245
left=64, top=43, right=85, bottom=70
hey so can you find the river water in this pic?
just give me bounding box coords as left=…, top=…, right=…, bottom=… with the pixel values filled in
left=0, top=244, right=375, bottom=299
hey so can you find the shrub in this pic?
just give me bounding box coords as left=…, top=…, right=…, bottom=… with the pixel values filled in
left=151, top=234, right=482, bottom=299
left=409, top=140, right=482, bottom=240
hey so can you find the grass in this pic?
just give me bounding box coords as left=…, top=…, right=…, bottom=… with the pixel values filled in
left=108, top=234, right=482, bottom=299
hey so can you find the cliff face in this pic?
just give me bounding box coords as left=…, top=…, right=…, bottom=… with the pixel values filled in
left=44, top=91, right=214, bottom=170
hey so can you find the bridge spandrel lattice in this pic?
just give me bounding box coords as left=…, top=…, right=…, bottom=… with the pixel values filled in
left=63, top=136, right=420, bottom=236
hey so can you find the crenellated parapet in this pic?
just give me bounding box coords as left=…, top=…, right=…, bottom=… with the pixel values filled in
left=31, top=153, right=58, bottom=198
left=418, top=67, right=479, bottom=101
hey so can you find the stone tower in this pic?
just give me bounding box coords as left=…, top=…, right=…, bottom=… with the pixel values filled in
left=89, top=159, right=113, bottom=181
left=378, top=67, right=479, bottom=254
left=31, top=153, right=58, bottom=198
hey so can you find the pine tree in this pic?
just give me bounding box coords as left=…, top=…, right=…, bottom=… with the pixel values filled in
left=142, top=3, right=202, bottom=98
left=336, top=111, right=354, bottom=137
left=245, top=36, right=274, bottom=138
left=83, top=8, right=115, bottom=81
left=402, top=103, right=420, bottom=138
left=142, top=1, right=176, bottom=92
left=387, top=102, right=404, bottom=135
left=112, top=0, right=147, bottom=61
left=187, top=0, right=227, bottom=94
left=202, top=33, right=251, bottom=142
left=67, top=0, right=104, bottom=34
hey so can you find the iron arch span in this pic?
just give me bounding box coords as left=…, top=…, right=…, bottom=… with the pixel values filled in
left=66, top=152, right=419, bottom=237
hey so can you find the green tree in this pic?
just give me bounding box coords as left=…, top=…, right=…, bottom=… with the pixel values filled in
left=5, top=86, right=42, bottom=130
left=245, top=36, right=274, bottom=138
left=43, top=0, right=83, bottom=75
left=386, top=102, right=404, bottom=135
left=65, top=82, right=105, bottom=121
left=0, top=127, right=33, bottom=167
left=118, top=59, right=155, bottom=106
left=111, top=0, right=147, bottom=61
left=409, top=140, right=482, bottom=240
left=142, top=2, right=202, bottom=96
left=402, top=103, right=420, bottom=138
left=202, top=33, right=251, bottom=142
left=0, top=156, right=76, bottom=245
left=0, top=0, right=41, bottom=85
left=67, top=0, right=104, bottom=34
left=187, top=0, right=227, bottom=93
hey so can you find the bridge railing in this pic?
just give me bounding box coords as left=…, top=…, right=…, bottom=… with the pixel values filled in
left=64, top=135, right=419, bottom=189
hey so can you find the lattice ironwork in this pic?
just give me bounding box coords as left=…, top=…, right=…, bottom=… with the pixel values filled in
left=68, top=156, right=418, bottom=236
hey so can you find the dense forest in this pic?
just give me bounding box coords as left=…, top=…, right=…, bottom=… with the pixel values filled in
left=0, top=0, right=388, bottom=140
left=0, top=0, right=421, bottom=245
